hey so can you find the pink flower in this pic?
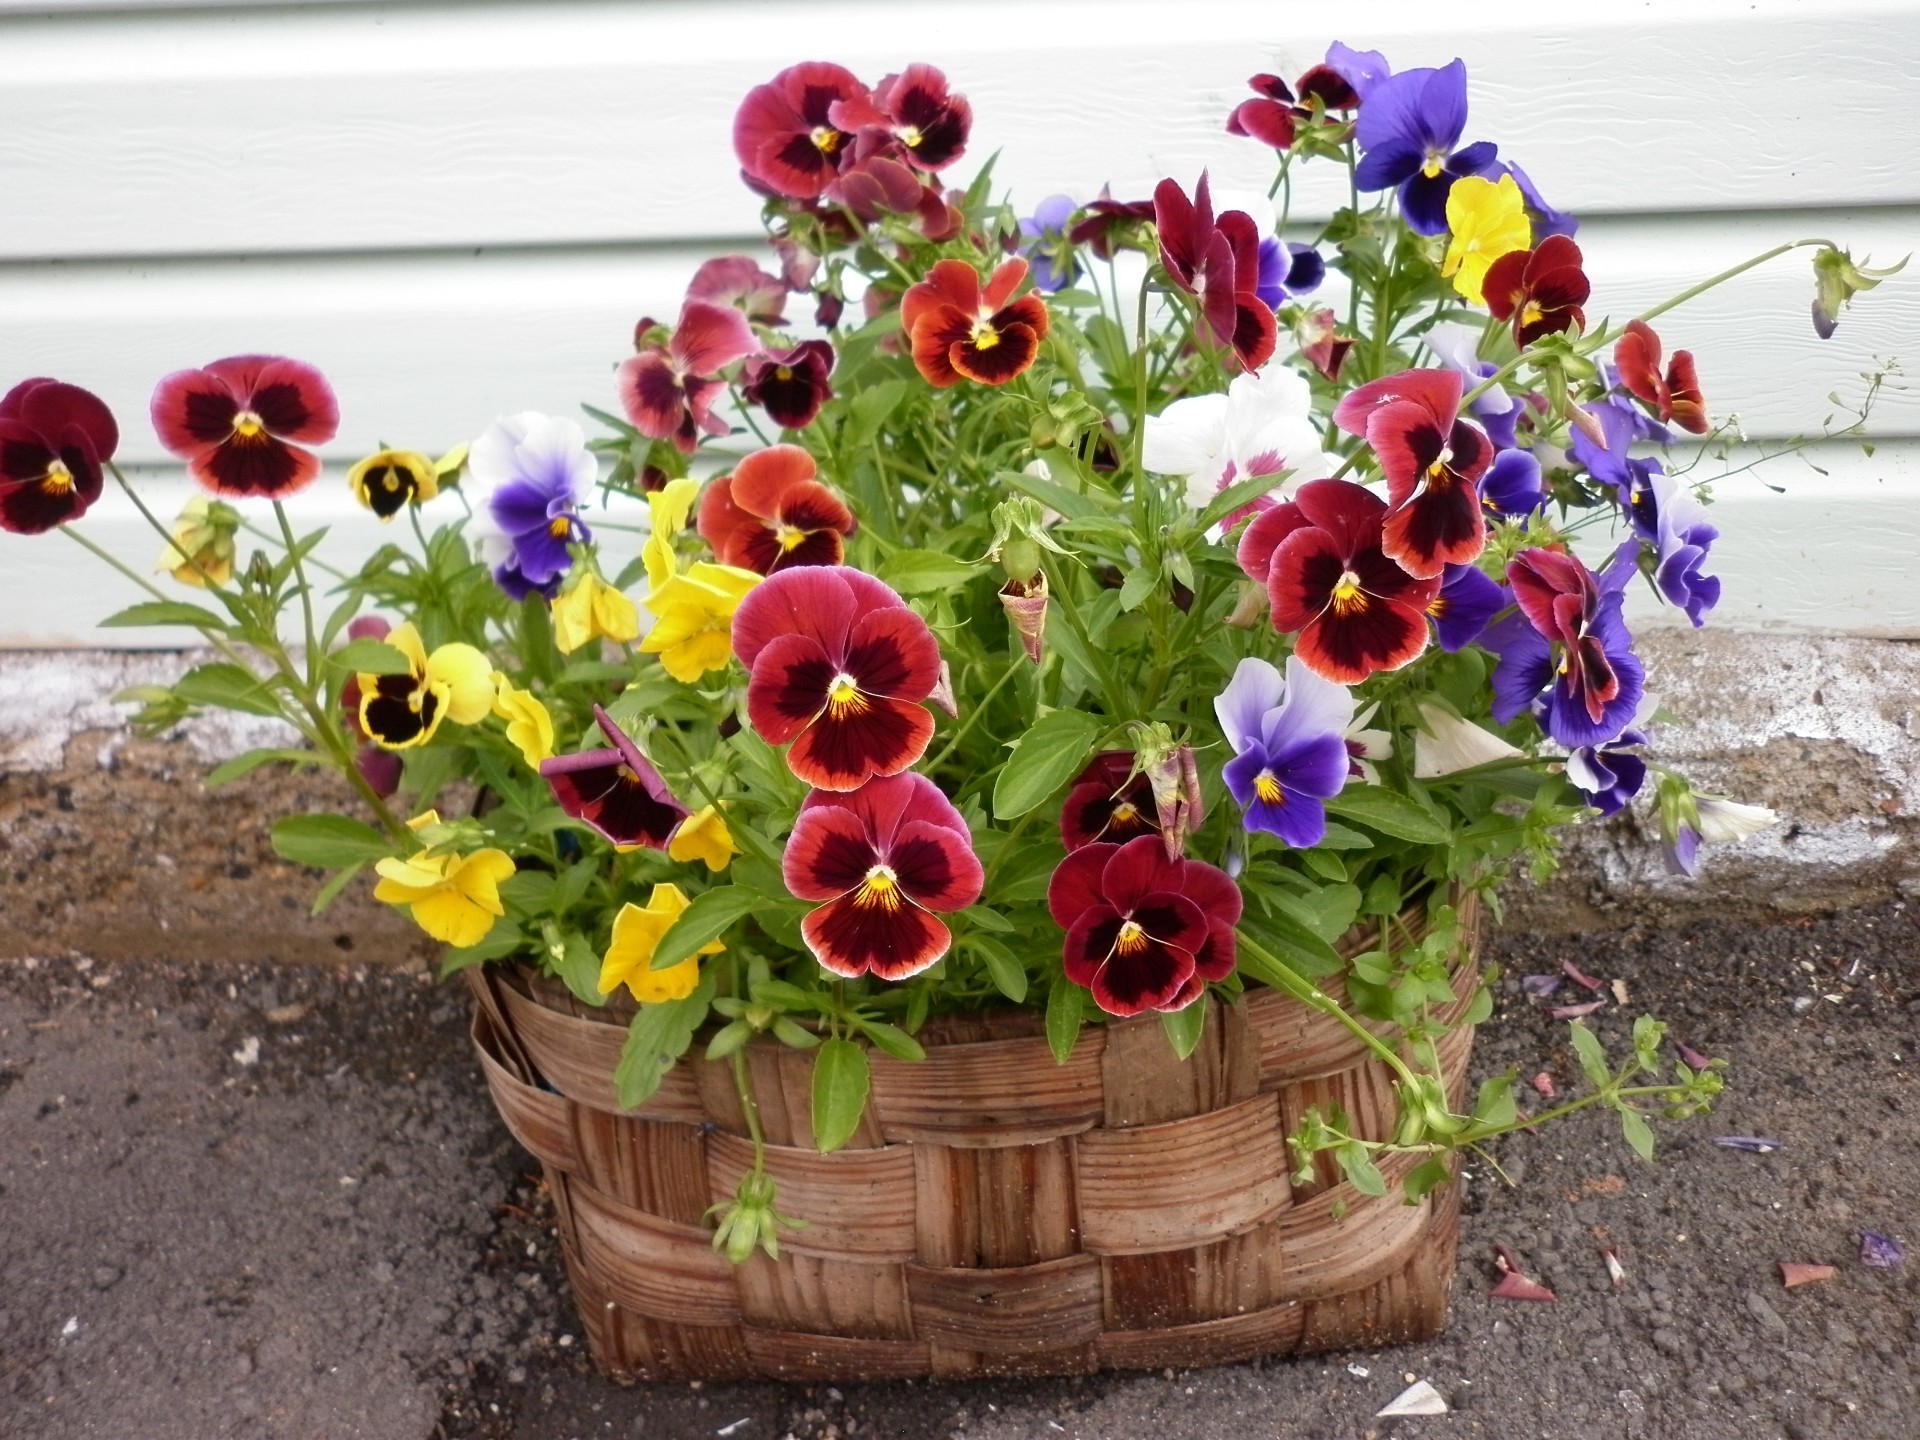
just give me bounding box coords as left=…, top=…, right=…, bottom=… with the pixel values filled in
left=615, top=301, right=760, bottom=454
left=732, top=61, right=866, bottom=200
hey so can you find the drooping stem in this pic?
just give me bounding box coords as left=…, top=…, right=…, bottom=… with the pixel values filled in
left=1236, top=930, right=1422, bottom=1090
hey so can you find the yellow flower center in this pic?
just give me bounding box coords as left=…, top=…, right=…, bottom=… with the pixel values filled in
left=1253, top=771, right=1285, bottom=805
left=826, top=674, right=868, bottom=717
left=1330, top=569, right=1369, bottom=617
left=1114, top=920, right=1149, bottom=956
left=900, top=125, right=924, bottom=149
left=1111, top=800, right=1138, bottom=824
left=548, top=516, right=572, bottom=539
left=42, top=459, right=74, bottom=494
left=232, top=410, right=266, bottom=439
left=811, top=125, right=841, bottom=154
left=1421, top=149, right=1447, bottom=179
left=853, top=866, right=901, bottom=911
left=775, top=365, right=794, bottom=382
left=969, top=318, right=1002, bottom=351
left=1520, top=301, right=1545, bottom=329
left=775, top=522, right=808, bottom=552
left=1428, top=445, right=1454, bottom=480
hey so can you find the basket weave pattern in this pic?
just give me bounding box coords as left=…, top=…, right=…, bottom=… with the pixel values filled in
left=467, top=898, right=1479, bottom=1381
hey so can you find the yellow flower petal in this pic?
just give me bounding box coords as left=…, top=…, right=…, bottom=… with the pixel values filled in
left=553, top=574, right=639, bottom=654
left=490, top=675, right=556, bottom=769
left=1442, top=174, right=1531, bottom=306
left=667, top=805, right=740, bottom=873
left=599, top=881, right=723, bottom=1001
left=385, top=621, right=430, bottom=675
left=374, top=846, right=515, bottom=948
left=650, top=477, right=701, bottom=537
left=426, top=642, right=497, bottom=724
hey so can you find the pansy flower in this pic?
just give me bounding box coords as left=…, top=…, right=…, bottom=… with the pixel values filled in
left=1295, top=307, right=1355, bottom=382
left=539, top=705, right=690, bottom=851
left=1143, top=363, right=1335, bottom=514
left=1488, top=543, right=1645, bottom=748
left=643, top=478, right=762, bottom=683
left=551, top=571, right=640, bottom=655
left=668, top=804, right=740, bottom=873
left=0, top=378, right=118, bottom=534
left=1499, top=161, right=1580, bottom=239
left=1440, top=174, right=1531, bottom=305
left=357, top=621, right=496, bottom=751
left=490, top=674, right=555, bottom=770
left=1646, top=468, right=1721, bottom=626
left=1068, top=187, right=1156, bottom=259
left=600, top=883, right=725, bottom=1003
left=901, top=257, right=1050, bottom=388
left=1253, top=239, right=1326, bottom=311
left=829, top=64, right=972, bottom=173
left=1059, top=751, right=1160, bottom=852
left=468, top=412, right=595, bottom=599
left=741, top=341, right=835, bottom=430
left=337, top=615, right=404, bottom=795
left=155, top=494, right=239, bottom=588
left=1323, top=41, right=1392, bottom=100
left=1428, top=562, right=1507, bottom=652
left=1332, top=367, right=1492, bottom=578
left=1046, top=835, right=1241, bottom=1017
left=1018, top=194, right=1080, bottom=293
left=1353, top=60, right=1498, bottom=235
left=1238, top=478, right=1442, bottom=683
left=348, top=448, right=438, bottom=520
left=617, top=300, right=761, bottom=454
left=1615, top=320, right=1708, bottom=434
left=1480, top=448, right=1544, bottom=518
left=1225, top=66, right=1358, bottom=149
left=1483, top=234, right=1590, bottom=346
left=373, top=822, right=516, bottom=949
left=1344, top=704, right=1394, bottom=783
left=1423, top=321, right=1524, bottom=449
left=1152, top=173, right=1275, bottom=371
left=1566, top=700, right=1653, bottom=817
left=732, top=61, right=865, bottom=199
left=699, top=444, right=855, bottom=575
left=731, top=565, right=941, bottom=791
left=783, top=772, right=983, bottom=981
left=151, top=355, right=338, bottom=499
left=827, top=151, right=957, bottom=236
left=1214, top=656, right=1353, bottom=847
left=686, top=255, right=788, bottom=326
left=1657, top=777, right=1776, bottom=877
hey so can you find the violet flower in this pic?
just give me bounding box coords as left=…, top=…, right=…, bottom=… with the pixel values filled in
left=1325, top=41, right=1392, bottom=100
left=1480, top=448, right=1544, bottom=518
left=1499, top=161, right=1579, bottom=238
left=1488, top=542, right=1645, bottom=748
left=1214, top=655, right=1354, bottom=848
left=1018, top=194, right=1080, bottom=293
left=1566, top=725, right=1648, bottom=817
left=1253, top=238, right=1325, bottom=310
left=468, top=412, right=596, bottom=599
left=1429, top=562, right=1507, bottom=652
left=1648, top=468, right=1721, bottom=626
left=539, top=705, right=690, bottom=852
left=1353, top=60, right=1499, bottom=235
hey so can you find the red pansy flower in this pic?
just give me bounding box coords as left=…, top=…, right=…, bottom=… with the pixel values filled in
left=829, top=64, right=972, bottom=173
left=1059, top=751, right=1161, bottom=852
left=1068, top=187, right=1156, bottom=260
left=1153, top=173, right=1276, bottom=371
left=900, top=258, right=1049, bottom=388
left=538, top=705, right=690, bottom=851
left=1225, top=67, right=1358, bottom=149
left=1482, top=235, right=1590, bottom=346
left=732, top=61, right=866, bottom=200
left=732, top=565, right=941, bottom=791
left=0, top=378, right=118, bottom=534
left=1238, top=478, right=1441, bottom=684
left=616, top=300, right=761, bottom=455
left=826, top=151, right=959, bottom=237
left=1332, top=367, right=1492, bottom=579
left=783, top=772, right=984, bottom=981
left=698, top=443, right=855, bottom=574
left=150, top=355, right=339, bottom=499
left=686, top=255, right=788, bottom=326
left=1046, top=835, right=1242, bottom=1017
left=741, top=341, right=836, bottom=430
left=1614, top=320, right=1708, bottom=434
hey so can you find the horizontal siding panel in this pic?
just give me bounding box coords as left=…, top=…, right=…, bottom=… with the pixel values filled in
left=0, top=0, right=1915, bottom=261
left=0, top=208, right=1910, bottom=466
left=3, top=440, right=1914, bottom=647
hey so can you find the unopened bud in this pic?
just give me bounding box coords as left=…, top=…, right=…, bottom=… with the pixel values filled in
left=999, top=573, right=1048, bottom=665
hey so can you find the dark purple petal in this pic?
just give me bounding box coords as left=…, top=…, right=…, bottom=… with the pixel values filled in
left=1858, top=1230, right=1904, bottom=1269
left=1520, top=974, right=1561, bottom=998
left=1431, top=563, right=1507, bottom=652
left=1398, top=170, right=1455, bottom=236
left=1481, top=448, right=1544, bottom=517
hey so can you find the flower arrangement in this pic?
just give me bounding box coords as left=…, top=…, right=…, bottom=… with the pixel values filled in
left=12, top=45, right=1899, bottom=1263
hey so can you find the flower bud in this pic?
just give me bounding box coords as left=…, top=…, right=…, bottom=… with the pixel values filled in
left=999, top=573, right=1048, bottom=664
left=155, top=496, right=239, bottom=589
left=1811, top=246, right=1906, bottom=339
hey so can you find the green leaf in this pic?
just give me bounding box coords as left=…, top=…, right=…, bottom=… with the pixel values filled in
left=852, top=1020, right=924, bottom=1064
left=1325, top=786, right=1453, bottom=845
left=842, top=378, right=910, bottom=450
left=1195, top=470, right=1290, bottom=532
left=1403, top=1155, right=1453, bottom=1203
left=1619, top=1107, right=1656, bottom=1161
left=1568, top=1021, right=1611, bottom=1089
left=880, top=549, right=980, bottom=595
left=612, top=970, right=716, bottom=1110
left=271, top=814, right=392, bottom=869
left=999, top=467, right=1106, bottom=522
left=810, top=1038, right=871, bottom=1153
left=172, top=663, right=283, bottom=719
left=99, top=600, right=225, bottom=630
left=771, top=1017, right=821, bottom=1049
left=1117, top=564, right=1157, bottom=612
left=498, top=871, right=556, bottom=916
left=1237, top=909, right=1345, bottom=980
left=1337, top=1141, right=1388, bottom=1197
left=651, top=886, right=760, bottom=969
left=308, top=861, right=365, bottom=918
left=1314, top=822, right=1372, bottom=851
left=992, top=709, right=1103, bottom=820
left=204, top=746, right=319, bottom=789
left=749, top=978, right=820, bottom=1011
left=1046, top=975, right=1084, bottom=1064
left=1161, top=1000, right=1207, bottom=1061
left=327, top=639, right=414, bottom=675
left=960, top=904, right=1014, bottom=933
left=1472, top=1074, right=1517, bottom=1130
left=551, top=858, right=599, bottom=917
left=554, top=931, right=606, bottom=1007
left=438, top=921, right=526, bottom=977
left=970, top=935, right=1029, bottom=1005
left=704, top=1019, right=754, bottom=1061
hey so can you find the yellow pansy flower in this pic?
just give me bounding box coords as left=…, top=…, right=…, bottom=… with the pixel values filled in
left=347, top=448, right=439, bottom=520
left=1442, top=174, right=1531, bottom=305
left=552, top=571, right=640, bottom=655
left=599, top=882, right=724, bottom=1003
left=155, top=495, right=238, bottom=588
left=641, top=477, right=703, bottom=592
left=358, top=621, right=496, bottom=750
left=642, top=561, right=761, bottom=683
left=490, top=673, right=555, bottom=769
left=373, top=841, right=516, bottom=949
left=667, top=803, right=741, bottom=872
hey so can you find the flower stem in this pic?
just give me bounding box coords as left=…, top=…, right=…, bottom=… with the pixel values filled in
left=1235, top=930, right=1422, bottom=1090
left=272, top=501, right=322, bottom=692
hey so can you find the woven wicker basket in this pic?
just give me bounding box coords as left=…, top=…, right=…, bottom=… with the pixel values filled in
left=466, top=895, right=1479, bottom=1382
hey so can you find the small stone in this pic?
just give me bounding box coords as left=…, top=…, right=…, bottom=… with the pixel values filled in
left=90, top=1266, right=121, bottom=1291
left=1790, top=996, right=1815, bottom=1016
left=1744, top=1290, right=1789, bottom=1340
left=1652, top=1328, right=1684, bottom=1356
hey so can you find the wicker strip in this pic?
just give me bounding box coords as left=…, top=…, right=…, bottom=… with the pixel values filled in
left=905, top=1254, right=1105, bottom=1351
left=869, top=1032, right=1107, bottom=1146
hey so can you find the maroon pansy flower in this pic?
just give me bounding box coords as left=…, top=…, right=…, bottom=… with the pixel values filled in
left=538, top=705, right=690, bottom=851
left=151, top=355, right=339, bottom=499
left=1046, top=836, right=1242, bottom=1017
left=783, top=772, right=984, bottom=981
left=826, top=151, right=957, bottom=236
left=1153, top=173, right=1276, bottom=371
left=1059, top=751, right=1161, bottom=852
left=1615, top=320, right=1708, bottom=434
left=1069, top=187, right=1156, bottom=260
left=829, top=64, right=971, bottom=173
left=0, top=378, right=118, bottom=534
left=338, top=616, right=402, bottom=799
left=732, top=565, right=941, bottom=792
left=1332, top=367, right=1492, bottom=579
left=732, top=61, right=865, bottom=200
left=698, top=443, right=855, bottom=574
left=616, top=300, right=761, bottom=455
left=1238, top=478, right=1441, bottom=684
left=686, top=255, right=788, bottom=326
left=741, top=340, right=836, bottom=430
left=1225, top=67, right=1358, bottom=149
left=900, top=257, right=1049, bottom=388
left=1483, top=235, right=1590, bottom=347
left=1295, top=307, right=1355, bottom=382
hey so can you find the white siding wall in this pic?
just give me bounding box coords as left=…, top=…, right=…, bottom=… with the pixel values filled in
left=1, top=0, right=1916, bottom=644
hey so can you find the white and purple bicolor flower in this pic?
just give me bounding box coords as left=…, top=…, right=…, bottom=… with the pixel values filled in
left=1143, top=364, right=1336, bottom=516
left=468, top=412, right=597, bottom=600
left=1426, top=322, right=1524, bottom=451
left=1018, top=194, right=1080, bottom=294
left=1214, top=655, right=1354, bottom=848
left=1646, top=469, right=1721, bottom=626
left=1565, top=695, right=1656, bottom=816
left=1657, top=773, right=1776, bottom=876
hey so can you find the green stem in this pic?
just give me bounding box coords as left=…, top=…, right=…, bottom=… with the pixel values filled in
left=925, top=657, right=1023, bottom=773
left=272, top=501, right=321, bottom=691
left=1236, top=930, right=1422, bottom=1090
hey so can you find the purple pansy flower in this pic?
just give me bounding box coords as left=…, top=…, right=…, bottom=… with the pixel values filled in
left=1570, top=394, right=1668, bottom=533
left=1254, top=238, right=1326, bottom=310
left=1428, top=562, right=1507, bottom=651
left=1499, top=161, right=1579, bottom=239
left=1648, top=469, right=1721, bottom=626
left=1426, top=321, right=1524, bottom=449
left=1481, top=447, right=1544, bottom=518
left=1566, top=721, right=1649, bottom=817
left=1325, top=41, right=1392, bottom=100
left=1353, top=60, right=1499, bottom=235
left=469, top=412, right=596, bottom=600
left=1018, top=194, right=1080, bottom=293
left=1488, top=542, right=1645, bottom=749
left=1214, top=655, right=1354, bottom=848
left=1657, top=778, right=1776, bottom=877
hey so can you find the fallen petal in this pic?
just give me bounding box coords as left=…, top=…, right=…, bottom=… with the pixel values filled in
left=1674, top=1039, right=1713, bottom=1070
left=1602, top=1247, right=1626, bottom=1288
left=1549, top=1001, right=1605, bottom=1019
left=1779, top=1262, right=1835, bottom=1288
left=1491, top=1270, right=1558, bottom=1303
left=1376, top=1379, right=1449, bottom=1417
left=1563, top=959, right=1603, bottom=991
left=1531, top=1071, right=1557, bottom=1098
left=1714, top=1136, right=1784, bottom=1154
left=1521, top=974, right=1561, bottom=998
left=1858, top=1230, right=1905, bottom=1270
